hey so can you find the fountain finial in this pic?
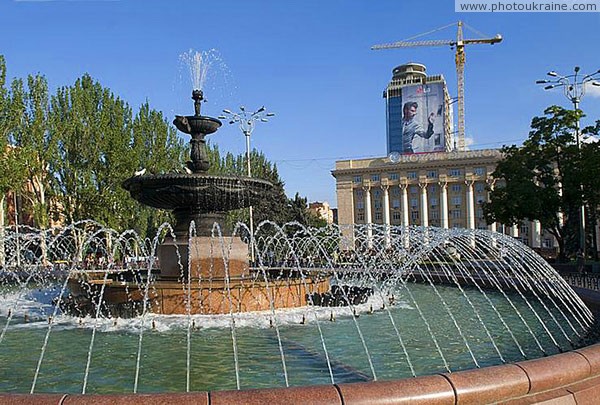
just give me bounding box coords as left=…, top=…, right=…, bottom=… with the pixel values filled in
left=192, top=89, right=204, bottom=116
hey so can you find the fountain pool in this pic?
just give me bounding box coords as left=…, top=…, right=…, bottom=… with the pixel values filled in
left=0, top=222, right=594, bottom=395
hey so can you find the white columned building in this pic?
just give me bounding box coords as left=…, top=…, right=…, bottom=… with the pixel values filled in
left=333, top=149, right=568, bottom=256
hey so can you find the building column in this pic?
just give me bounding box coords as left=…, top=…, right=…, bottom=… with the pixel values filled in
left=439, top=179, right=448, bottom=229
left=364, top=182, right=373, bottom=248
left=510, top=224, right=519, bottom=238
left=400, top=182, right=409, bottom=227
left=486, top=178, right=497, bottom=232
left=465, top=178, right=475, bottom=230
left=382, top=181, right=390, bottom=227
left=419, top=182, right=429, bottom=228
left=532, top=220, right=542, bottom=248
left=382, top=181, right=391, bottom=248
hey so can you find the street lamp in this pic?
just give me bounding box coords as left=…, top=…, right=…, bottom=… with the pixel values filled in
left=219, top=106, right=275, bottom=263
left=536, top=67, right=600, bottom=257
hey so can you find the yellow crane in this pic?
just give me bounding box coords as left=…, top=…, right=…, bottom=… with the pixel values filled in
left=372, top=21, right=502, bottom=151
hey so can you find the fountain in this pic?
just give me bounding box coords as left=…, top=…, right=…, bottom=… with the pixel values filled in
left=63, top=89, right=330, bottom=316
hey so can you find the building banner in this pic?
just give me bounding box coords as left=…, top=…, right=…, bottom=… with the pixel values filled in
left=400, top=83, right=446, bottom=154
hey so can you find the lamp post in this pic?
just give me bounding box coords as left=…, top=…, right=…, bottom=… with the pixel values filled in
left=537, top=67, right=600, bottom=258
left=219, top=106, right=274, bottom=263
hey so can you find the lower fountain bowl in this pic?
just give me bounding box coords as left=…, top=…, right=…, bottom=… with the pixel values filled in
left=122, top=173, right=273, bottom=212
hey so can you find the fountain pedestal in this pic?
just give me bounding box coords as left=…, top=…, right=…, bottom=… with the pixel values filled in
left=157, top=236, right=250, bottom=279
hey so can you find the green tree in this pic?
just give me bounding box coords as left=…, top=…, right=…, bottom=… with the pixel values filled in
left=483, top=106, right=595, bottom=262
left=580, top=121, right=600, bottom=260
left=0, top=56, right=25, bottom=208
left=0, top=57, right=30, bottom=265
left=49, top=74, right=132, bottom=227
left=8, top=73, right=55, bottom=229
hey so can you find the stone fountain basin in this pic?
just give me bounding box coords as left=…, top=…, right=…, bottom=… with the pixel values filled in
left=173, top=114, right=222, bottom=135
left=122, top=173, right=273, bottom=212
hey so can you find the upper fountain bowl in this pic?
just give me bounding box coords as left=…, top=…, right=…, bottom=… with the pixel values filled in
left=173, top=114, right=222, bottom=135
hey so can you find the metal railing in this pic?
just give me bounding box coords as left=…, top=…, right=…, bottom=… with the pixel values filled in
left=563, top=273, right=600, bottom=291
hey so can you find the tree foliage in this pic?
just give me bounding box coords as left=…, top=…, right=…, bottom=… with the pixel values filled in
left=207, top=145, right=326, bottom=228
left=0, top=56, right=28, bottom=198
left=484, top=106, right=599, bottom=261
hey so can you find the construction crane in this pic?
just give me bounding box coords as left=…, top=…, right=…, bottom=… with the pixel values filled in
left=372, top=21, right=502, bottom=151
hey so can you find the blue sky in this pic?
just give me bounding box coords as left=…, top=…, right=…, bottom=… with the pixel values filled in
left=1, top=1, right=599, bottom=206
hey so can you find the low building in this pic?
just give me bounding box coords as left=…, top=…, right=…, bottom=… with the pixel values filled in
left=308, top=201, right=335, bottom=225
left=332, top=149, right=556, bottom=252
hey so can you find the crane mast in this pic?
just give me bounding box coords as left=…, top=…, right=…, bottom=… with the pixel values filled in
left=372, top=21, right=502, bottom=151
left=456, top=22, right=466, bottom=151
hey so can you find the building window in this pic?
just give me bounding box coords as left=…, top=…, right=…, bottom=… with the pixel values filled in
left=374, top=212, right=382, bottom=221
left=392, top=211, right=401, bottom=221
left=374, top=189, right=381, bottom=198
left=410, top=186, right=418, bottom=194
left=543, top=238, right=554, bottom=248
left=392, top=199, right=400, bottom=209
left=389, top=173, right=399, bottom=180
left=521, top=224, right=529, bottom=234
left=353, top=175, right=362, bottom=183
left=371, top=174, right=380, bottom=182
left=430, top=197, right=438, bottom=206
left=476, top=196, right=486, bottom=204
left=451, top=209, right=461, bottom=219
left=392, top=188, right=400, bottom=196
left=429, top=185, right=437, bottom=193
left=356, top=189, right=363, bottom=197
left=411, top=211, right=419, bottom=221
left=427, top=170, right=437, bottom=179
left=451, top=196, right=462, bottom=206
left=431, top=210, right=439, bottom=219
left=356, top=201, right=364, bottom=209
left=453, top=222, right=461, bottom=228
left=474, top=167, right=485, bottom=176
left=476, top=209, right=483, bottom=218
left=407, top=171, right=417, bottom=179
left=451, top=184, right=462, bottom=193
left=410, top=198, right=418, bottom=208
left=357, top=212, right=365, bottom=221
left=374, top=199, right=382, bottom=209
left=449, top=168, right=462, bottom=177
left=475, top=183, right=485, bottom=193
